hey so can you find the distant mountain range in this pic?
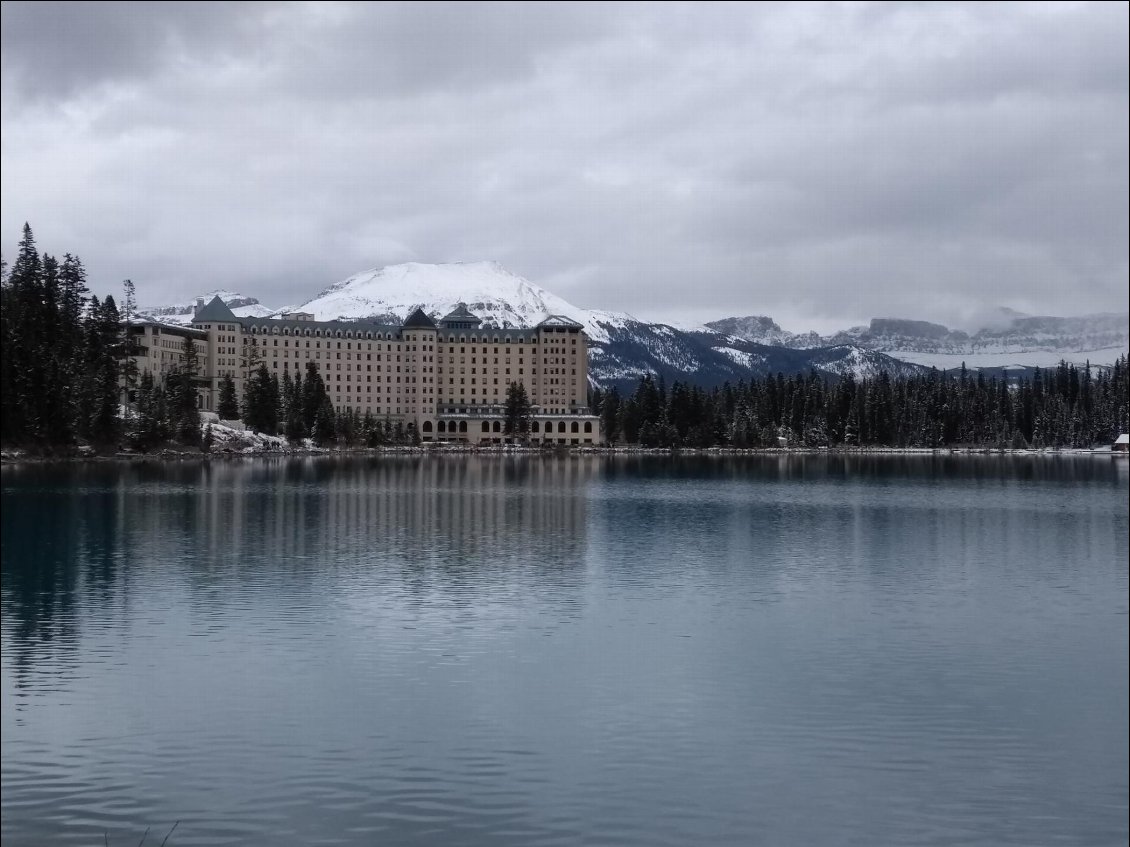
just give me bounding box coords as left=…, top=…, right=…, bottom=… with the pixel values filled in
left=140, top=262, right=1127, bottom=389
left=707, top=312, right=1129, bottom=371
left=140, top=290, right=276, bottom=323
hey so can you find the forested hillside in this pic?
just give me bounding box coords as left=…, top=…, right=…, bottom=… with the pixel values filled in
left=594, top=361, right=1129, bottom=449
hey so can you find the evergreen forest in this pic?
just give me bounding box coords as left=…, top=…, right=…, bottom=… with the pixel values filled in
left=2, top=224, right=1127, bottom=453
left=593, top=362, right=1129, bottom=449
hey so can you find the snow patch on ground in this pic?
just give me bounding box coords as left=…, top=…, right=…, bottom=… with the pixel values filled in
left=203, top=417, right=287, bottom=451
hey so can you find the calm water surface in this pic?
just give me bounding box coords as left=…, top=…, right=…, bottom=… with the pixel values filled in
left=2, top=455, right=1127, bottom=846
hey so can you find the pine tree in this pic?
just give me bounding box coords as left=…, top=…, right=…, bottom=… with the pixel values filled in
left=301, top=362, right=329, bottom=434
left=120, top=279, right=139, bottom=410
left=312, top=396, right=336, bottom=446
left=168, top=335, right=201, bottom=445
left=3, top=224, right=44, bottom=442
left=217, top=375, right=240, bottom=420
left=504, top=381, right=532, bottom=440
left=362, top=411, right=383, bottom=446
left=133, top=370, right=170, bottom=449
left=242, top=363, right=280, bottom=434
left=56, top=254, right=89, bottom=441
left=600, top=386, right=621, bottom=444
left=280, top=370, right=307, bottom=441
left=86, top=296, right=122, bottom=445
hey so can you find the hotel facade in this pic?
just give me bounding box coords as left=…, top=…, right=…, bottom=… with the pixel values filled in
left=132, top=296, right=601, bottom=445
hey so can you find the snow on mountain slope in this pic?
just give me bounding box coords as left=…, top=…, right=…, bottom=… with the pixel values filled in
left=711, top=311, right=1128, bottom=366
left=886, top=346, right=1129, bottom=371
left=139, top=263, right=940, bottom=387
left=291, top=262, right=924, bottom=386
left=295, top=261, right=629, bottom=342
left=705, top=315, right=824, bottom=348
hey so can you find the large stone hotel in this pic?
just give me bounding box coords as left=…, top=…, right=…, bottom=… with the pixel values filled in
left=130, top=296, right=601, bottom=445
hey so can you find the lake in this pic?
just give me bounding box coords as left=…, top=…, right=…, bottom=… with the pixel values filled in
left=2, top=454, right=1127, bottom=846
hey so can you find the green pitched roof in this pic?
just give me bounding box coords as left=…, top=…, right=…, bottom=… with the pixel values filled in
left=403, top=307, right=437, bottom=329
left=192, top=295, right=238, bottom=323
left=441, top=302, right=482, bottom=325
left=536, top=314, right=583, bottom=329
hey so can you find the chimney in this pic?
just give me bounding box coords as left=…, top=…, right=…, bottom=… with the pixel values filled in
left=194, top=297, right=205, bottom=317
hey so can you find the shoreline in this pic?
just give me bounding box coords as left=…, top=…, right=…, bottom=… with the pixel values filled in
left=3, top=444, right=1126, bottom=465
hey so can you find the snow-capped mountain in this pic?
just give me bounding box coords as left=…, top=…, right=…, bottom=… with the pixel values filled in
left=143, top=263, right=1124, bottom=387
left=285, top=262, right=918, bottom=388
left=708, top=312, right=1129, bottom=370
left=705, top=315, right=823, bottom=348
left=139, top=290, right=275, bottom=325
left=141, top=264, right=927, bottom=387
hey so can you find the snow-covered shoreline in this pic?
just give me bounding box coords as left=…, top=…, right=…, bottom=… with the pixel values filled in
left=3, top=444, right=1125, bottom=465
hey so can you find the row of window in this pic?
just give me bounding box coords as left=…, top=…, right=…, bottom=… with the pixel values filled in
left=239, top=325, right=579, bottom=344
left=252, top=337, right=579, bottom=359
left=423, top=420, right=594, bottom=434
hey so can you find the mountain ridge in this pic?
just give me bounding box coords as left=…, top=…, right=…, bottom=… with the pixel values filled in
left=138, top=262, right=1125, bottom=387
left=707, top=311, right=1128, bottom=371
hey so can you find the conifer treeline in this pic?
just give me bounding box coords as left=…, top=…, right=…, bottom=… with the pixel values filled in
left=593, top=360, right=1129, bottom=449
left=1, top=224, right=125, bottom=447
left=4, top=224, right=1127, bottom=452
left=238, top=361, right=422, bottom=447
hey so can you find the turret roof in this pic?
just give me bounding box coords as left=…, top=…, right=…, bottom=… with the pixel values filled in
left=403, top=307, right=437, bottom=329
left=536, top=314, right=584, bottom=329
left=192, top=295, right=238, bottom=323
left=441, top=302, right=482, bottom=325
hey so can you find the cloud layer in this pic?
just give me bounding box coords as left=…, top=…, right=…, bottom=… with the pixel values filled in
left=2, top=2, right=1126, bottom=330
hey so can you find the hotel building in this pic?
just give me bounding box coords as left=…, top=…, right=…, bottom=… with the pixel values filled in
left=166, top=296, right=600, bottom=445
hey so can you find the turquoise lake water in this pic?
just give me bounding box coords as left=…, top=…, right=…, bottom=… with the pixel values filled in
left=2, top=455, right=1127, bottom=846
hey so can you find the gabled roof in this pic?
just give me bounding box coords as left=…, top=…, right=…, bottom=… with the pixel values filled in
left=192, top=295, right=238, bottom=323
left=131, top=318, right=207, bottom=337
left=1116, top=434, right=1130, bottom=445
left=403, top=307, right=437, bottom=329
left=536, top=314, right=584, bottom=329
left=441, top=302, right=482, bottom=325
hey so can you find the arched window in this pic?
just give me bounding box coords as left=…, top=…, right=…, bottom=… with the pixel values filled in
left=571, top=421, right=579, bottom=433
left=584, top=421, right=592, bottom=433
left=481, top=421, right=490, bottom=432
left=492, top=421, right=501, bottom=432
left=558, top=421, right=566, bottom=433
left=437, top=421, right=446, bottom=433
left=459, top=421, right=467, bottom=433
left=531, top=421, right=540, bottom=433
left=422, top=421, right=433, bottom=432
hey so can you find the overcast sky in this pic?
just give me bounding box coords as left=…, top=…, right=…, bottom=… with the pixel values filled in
left=1, top=2, right=1126, bottom=331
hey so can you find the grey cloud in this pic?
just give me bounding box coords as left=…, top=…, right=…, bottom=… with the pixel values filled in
left=266, top=2, right=614, bottom=99
left=1, top=2, right=1126, bottom=332
left=0, top=1, right=272, bottom=100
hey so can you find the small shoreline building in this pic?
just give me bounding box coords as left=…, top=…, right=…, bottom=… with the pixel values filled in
left=1115, top=434, right=1129, bottom=452
left=179, top=297, right=600, bottom=445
